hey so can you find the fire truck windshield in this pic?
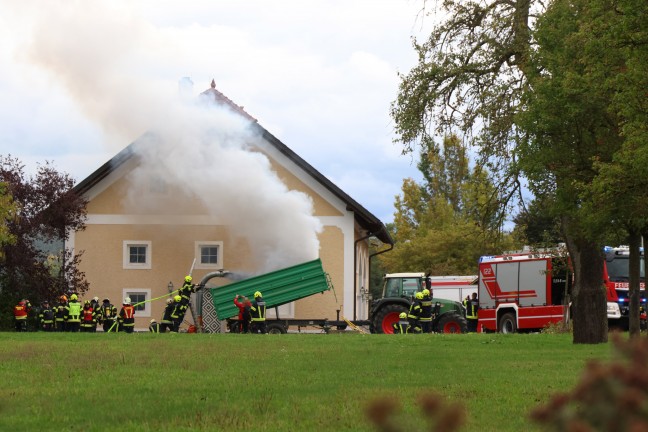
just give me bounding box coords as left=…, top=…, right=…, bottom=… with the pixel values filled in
left=606, top=256, right=645, bottom=282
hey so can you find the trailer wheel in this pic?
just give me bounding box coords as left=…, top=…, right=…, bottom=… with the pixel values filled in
left=437, top=314, right=467, bottom=334
left=373, top=304, right=408, bottom=334
left=498, top=313, right=517, bottom=334
left=267, top=323, right=287, bottom=334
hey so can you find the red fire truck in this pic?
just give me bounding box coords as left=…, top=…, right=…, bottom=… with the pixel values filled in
left=603, top=246, right=646, bottom=330
left=477, top=252, right=569, bottom=333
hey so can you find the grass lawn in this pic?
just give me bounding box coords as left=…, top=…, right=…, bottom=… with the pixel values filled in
left=0, top=332, right=612, bottom=431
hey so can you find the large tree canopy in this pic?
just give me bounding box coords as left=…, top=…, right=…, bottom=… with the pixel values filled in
left=392, top=0, right=645, bottom=343
left=0, top=156, right=88, bottom=329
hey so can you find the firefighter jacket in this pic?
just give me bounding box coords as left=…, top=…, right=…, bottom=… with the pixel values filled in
left=179, top=281, right=195, bottom=305
left=81, top=306, right=96, bottom=328
left=420, top=295, right=433, bottom=322
left=161, top=303, right=175, bottom=325
left=464, top=298, right=479, bottom=320
left=13, top=303, right=29, bottom=321
left=250, top=297, right=266, bottom=322
left=408, top=300, right=422, bottom=321
left=67, top=301, right=82, bottom=323
left=55, top=302, right=68, bottom=323
left=170, top=301, right=186, bottom=321
left=100, top=303, right=117, bottom=323
left=392, top=319, right=410, bottom=334
left=119, top=305, right=135, bottom=328
left=39, top=307, right=55, bottom=325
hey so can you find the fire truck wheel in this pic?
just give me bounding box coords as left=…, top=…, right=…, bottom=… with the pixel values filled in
left=267, top=322, right=287, bottom=334
left=437, top=314, right=468, bottom=333
left=373, top=304, right=408, bottom=334
left=498, top=313, right=517, bottom=334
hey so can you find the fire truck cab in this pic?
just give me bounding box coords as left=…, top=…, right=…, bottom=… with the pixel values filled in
left=478, top=252, right=569, bottom=333
left=603, top=246, right=646, bottom=330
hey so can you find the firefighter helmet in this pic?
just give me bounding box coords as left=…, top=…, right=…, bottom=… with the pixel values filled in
left=174, top=295, right=181, bottom=302
left=150, top=319, right=156, bottom=323
left=399, top=312, right=407, bottom=319
left=103, top=298, right=110, bottom=303
left=415, top=292, right=424, bottom=300
left=422, top=289, right=430, bottom=297
left=93, top=296, right=99, bottom=302
left=18, top=300, right=25, bottom=306
left=124, top=297, right=131, bottom=305
left=70, top=294, right=78, bottom=301
left=184, top=275, right=192, bottom=283
left=254, top=291, right=262, bottom=298
left=60, top=295, right=68, bottom=302
left=166, top=298, right=173, bottom=304
left=84, top=300, right=90, bottom=305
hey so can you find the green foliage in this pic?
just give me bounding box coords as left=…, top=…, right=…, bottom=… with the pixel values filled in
left=0, top=182, right=18, bottom=258
left=381, top=135, right=519, bottom=275
left=0, top=332, right=610, bottom=432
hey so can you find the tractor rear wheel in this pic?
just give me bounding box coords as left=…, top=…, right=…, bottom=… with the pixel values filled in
left=372, top=304, right=408, bottom=334
left=436, top=313, right=467, bottom=333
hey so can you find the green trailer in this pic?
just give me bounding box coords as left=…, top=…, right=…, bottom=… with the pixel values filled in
left=199, top=259, right=354, bottom=333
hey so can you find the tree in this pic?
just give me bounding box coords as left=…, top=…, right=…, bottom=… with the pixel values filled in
left=0, top=156, right=88, bottom=329
left=380, top=135, right=516, bottom=275
left=0, top=182, right=18, bottom=255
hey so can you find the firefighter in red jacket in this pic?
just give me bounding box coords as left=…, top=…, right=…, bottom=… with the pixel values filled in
left=13, top=300, right=30, bottom=332
left=119, top=297, right=135, bottom=333
left=81, top=301, right=96, bottom=332
left=233, top=294, right=251, bottom=333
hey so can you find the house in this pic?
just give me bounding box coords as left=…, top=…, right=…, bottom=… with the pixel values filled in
left=70, top=80, right=392, bottom=331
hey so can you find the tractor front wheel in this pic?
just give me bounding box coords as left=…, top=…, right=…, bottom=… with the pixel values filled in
left=436, top=314, right=467, bottom=333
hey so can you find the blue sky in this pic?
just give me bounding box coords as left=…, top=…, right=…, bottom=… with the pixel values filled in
left=0, top=0, right=434, bottom=224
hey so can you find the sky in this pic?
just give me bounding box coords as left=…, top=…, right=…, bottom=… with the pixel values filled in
left=0, top=0, right=435, bottom=225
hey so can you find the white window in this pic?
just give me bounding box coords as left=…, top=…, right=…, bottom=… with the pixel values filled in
left=194, top=241, right=223, bottom=269
left=123, top=241, right=152, bottom=269
left=122, top=289, right=151, bottom=317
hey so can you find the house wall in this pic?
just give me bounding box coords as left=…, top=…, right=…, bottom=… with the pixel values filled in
left=71, top=148, right=369, bottom=330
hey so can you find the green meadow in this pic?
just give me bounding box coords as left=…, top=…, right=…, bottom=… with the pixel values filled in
left=0, top=332, right=611, bottom=432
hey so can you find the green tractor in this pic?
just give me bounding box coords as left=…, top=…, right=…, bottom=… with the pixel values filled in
left=369, top=272, right=468, bottom=334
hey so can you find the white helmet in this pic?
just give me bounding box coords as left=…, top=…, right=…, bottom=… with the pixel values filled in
left=124, top=297, right=131, bottom=305
left=150, top=319, right=156, bottom=323
left=93, top=296, right=99, bottom=302
left=166, top=298, right=173, bottom=304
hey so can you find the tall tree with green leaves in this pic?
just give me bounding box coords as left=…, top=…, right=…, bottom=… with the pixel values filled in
left=0, top=156, right=88, bottom=329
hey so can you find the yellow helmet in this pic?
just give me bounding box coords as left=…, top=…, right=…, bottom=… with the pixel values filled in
left=399, top=312, right=407, bottom=319
left=254, top=291, right=262, bottom=298
left=174, top=295, right=182, bottom=302
left=415, top=292, right=424, bottom=300
left=70, top=294, right=78, bottom=301
left=184, top=275, right=192, bottom=283
left=422, top=289, right=430, bottom=297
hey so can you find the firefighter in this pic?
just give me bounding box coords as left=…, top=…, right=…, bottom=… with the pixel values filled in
left=66, top=294, right=82, bottom=332
left=170, top=295, right=185, bottom=332
left=250, top=291, right=267, bottom=334
left=149, top=319, right=161, bottom=333
left=13, top=300, right=30, bottom=332
left=55, top=295, right=68, bottom=332
left=464, top=292, right=479, bottom=332
left=118, top=297, right=135, bottom=333
left=407, top=292, right=423, bottom=333
left=419, top=289, right=433, bottom=333
left=392, top=312, right=410, bottom=334
left=179, top=275, right=196, bottom=306
left=233, top=294, right=251, bottom=333
left=38, top=301, right=55, bottom=332
left=160, top=298, right=175, bottom=333
left=99, top=298, right=118, bottom=332
left=81, top=300, right=96, bottom=332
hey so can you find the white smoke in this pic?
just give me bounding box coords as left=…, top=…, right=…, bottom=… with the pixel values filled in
left=10, top=0, right=322, bottom=272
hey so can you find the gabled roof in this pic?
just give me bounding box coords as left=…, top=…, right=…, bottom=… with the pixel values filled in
left=73, top=83, right=393, bottom=245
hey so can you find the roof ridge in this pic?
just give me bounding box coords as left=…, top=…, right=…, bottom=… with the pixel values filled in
left=200, top=79, right=257, bottom=123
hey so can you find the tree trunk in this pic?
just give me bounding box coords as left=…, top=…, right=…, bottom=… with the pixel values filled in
left=628, top=229, right=641, bottom=337
left=565, top=233, right=608, bottom=344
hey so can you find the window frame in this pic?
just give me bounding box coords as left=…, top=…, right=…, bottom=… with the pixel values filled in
left=194, top=241, right=224, bottom=270
left=122, top=288, right=151, bottom=317
left=123, top=240, right=152, bottom=270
